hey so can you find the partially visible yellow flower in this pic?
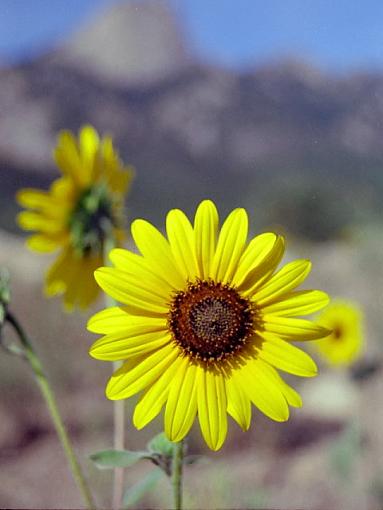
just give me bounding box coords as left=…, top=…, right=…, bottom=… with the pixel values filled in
left=88, top=200, right=330, bottom=450
left=314, top=301, right=364, bottom=366
left=16, top=126, right=134, bottom=311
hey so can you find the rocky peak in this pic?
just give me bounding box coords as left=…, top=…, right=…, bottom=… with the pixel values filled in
left=48, top=0, right=192, bottom=86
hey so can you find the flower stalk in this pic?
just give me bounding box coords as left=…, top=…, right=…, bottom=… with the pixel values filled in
left=5, top=311, right=95, bottom=509
left=103, top=232, right=126, bottom=510
left=112, top=367, right=125, bottom=510
left=171, top=440, right=184, bottom=510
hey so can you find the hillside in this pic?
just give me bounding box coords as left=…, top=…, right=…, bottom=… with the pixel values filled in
left=1, top=0, right=383, bottom=239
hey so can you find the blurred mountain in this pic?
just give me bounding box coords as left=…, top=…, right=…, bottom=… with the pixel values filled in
left=1, top=0, right=383, bottom=240
left=48, top=0, right=191, bottom=86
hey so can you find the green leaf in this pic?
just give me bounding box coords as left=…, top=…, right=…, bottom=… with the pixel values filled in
left=147, top=432, right=175, bottom=457
left=90, top=449, right=149, bottom=469
left=123, top=468, right=162, bottom=508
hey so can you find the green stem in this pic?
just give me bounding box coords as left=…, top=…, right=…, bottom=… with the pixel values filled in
left=112, top=361, right=125, bottom=510
left=103, top=233, right=126, bottom=510
left=171, top=440, right=184, bottom=510
left=6, top=311, right=96, bottom=509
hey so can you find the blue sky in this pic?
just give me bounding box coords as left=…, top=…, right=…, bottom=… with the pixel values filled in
left=1, top=0, right=383, bottom=71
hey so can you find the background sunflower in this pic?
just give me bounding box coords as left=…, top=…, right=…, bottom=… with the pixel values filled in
left=16, top=126, right=134, bottom=310
left=314, top=301, right=364, bottom=366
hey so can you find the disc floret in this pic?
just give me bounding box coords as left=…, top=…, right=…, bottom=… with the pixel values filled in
left=169, top=279, right=255, bottom=364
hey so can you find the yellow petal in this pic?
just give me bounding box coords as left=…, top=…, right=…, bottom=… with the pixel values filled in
left=78, top=282, right=100, bottom=310
left=275, top=376, right=302, bottom=408
left=79, top=125, right=99, bottom=183
left=256, top=332, right=318, bottom=376
left=165, top=359, right=198, bottom=442
left=101, top=136, right=133, bottom=192
left=17, top=211, right=63, bottom=234
left=51, top=176, right=76, bottom=201
left=197, top=368, right=227, bottom=451
left=233, top=232, right=277, bottom=286
left=131, top=219, right=185, bottom=289
left=166, top=209, right=199, bottom=281
left=238, top=236, right=285, bottom=296
left=106, top=344, right=179, bottom=400
left=94, top=267, right=169, bottom=315
left=237, top=359, right=289, bottom=422
left=194, top=200, right=218, bottom=279
left=87, top=306, right=166, bottom=334
left=210, top=208, right=248, bottom=283
left=262, top=316, right=331, bottom=341
left=90, top=330, right=171, bottom=361
left=133, top=357, right=183, bottom=429
left=77, top=255, right=103, bottom=309
left=109, top=248, right=176, bottom=293
left=262, top=290, right=330, bottom=317
left=26, top=234, right=60, bottom=253
left=252, top=259, right=312, bottom=305
left=62, top=257, right=89, bottom=311
left=54, top=130, right=83, bottom=185
left=262, top=362, right=302, bottom=407
left=16, top=189, right=59, bottom=211
left=44, top=247, right=74, bottom=296
left=226, top=375, right=251, bottom=431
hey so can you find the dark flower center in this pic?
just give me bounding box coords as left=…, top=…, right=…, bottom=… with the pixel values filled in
left=169, top=280, right=255, bottom=363
left=332, top=325, right=343, bottom=341
left=69, top=184, right=118, bottom=255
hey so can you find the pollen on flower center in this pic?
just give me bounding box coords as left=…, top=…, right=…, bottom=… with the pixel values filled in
left=169, top=280, right=255, bottom=363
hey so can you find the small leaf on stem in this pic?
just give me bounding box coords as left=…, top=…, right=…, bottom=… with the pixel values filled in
left=147, top=432, right=175, bottom=457
left=90, top=449, right=149, bottom=469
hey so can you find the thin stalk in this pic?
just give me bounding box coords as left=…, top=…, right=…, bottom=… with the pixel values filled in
left=6, top=311, right=95, bottom=509
left=103, top=234, right=126, bottom=510
left=171, top=440, right=184, bottom=510
left=112, top=361, right=125, bottom=509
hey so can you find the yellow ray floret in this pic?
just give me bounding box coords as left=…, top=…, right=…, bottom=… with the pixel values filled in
left=88, top=200, right=330, bottom=450
left=16, top=125, right=134, bottom=311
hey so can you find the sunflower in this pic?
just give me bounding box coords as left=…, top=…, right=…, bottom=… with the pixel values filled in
left=88, top=200, right=330, bottom=450
left=313, top=300, right=363, bottom=366
left=16, top=126, right=133, bottom=311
